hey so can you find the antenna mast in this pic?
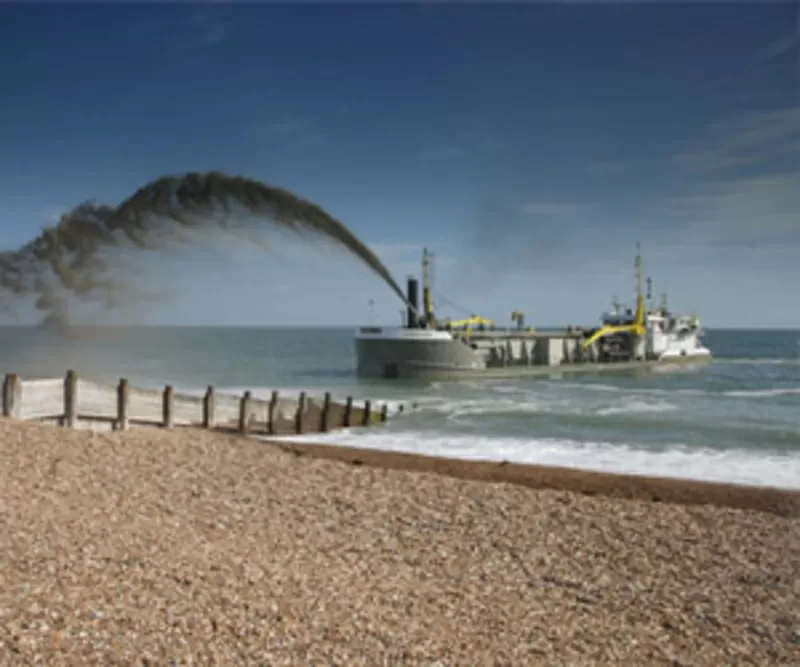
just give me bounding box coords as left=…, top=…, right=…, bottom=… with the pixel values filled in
left=421, top=248, right=436, bottom=327
left=633, top=243, right=645, bottom=333
left=635, top=242, right=642, bottom=301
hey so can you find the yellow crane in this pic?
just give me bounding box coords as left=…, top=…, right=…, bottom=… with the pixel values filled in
left=448, top=315, right=494, bottom=329
left=580, top=245, right=647, bottom=351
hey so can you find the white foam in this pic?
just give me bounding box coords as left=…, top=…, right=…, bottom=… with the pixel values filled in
left=416, top=393, right=678, bottom=419
left=596, top=399, right=678, bottom=416
left=488, top=383, right=523, bottom=394
left=724, top=358, right=800, bottom=366
left=435, top=397, right=553, bottom=417
left=548, top=381, right=622, bottom=393
left=723, top=388, right=800, bottom=398
left=651, top=364, right=707, bottom=376
left=271, top=430, right=800, bottom=490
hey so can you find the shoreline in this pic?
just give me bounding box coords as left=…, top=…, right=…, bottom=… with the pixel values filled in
left=268, top=438, right=800, bottom=517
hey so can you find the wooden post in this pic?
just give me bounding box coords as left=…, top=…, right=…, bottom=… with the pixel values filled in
left=64, top=370, right=78, bottom=428
left=203, top=386, right=215, bottom=428
left=267, top=390, right=278, bottom=435
left=362, top=399, right=372, bottom=427
left=2, top=374, right=9, bottom=417
left=239, top=391, right=252, bottom=434
left=380, top=403, right=389, bottom=422
left=2, top=374, right=21, bottom=419
left=343, top=396, right=353, bottom=427
left=163, top=385, right=174, bottom=429
left=117, top=378, right=129, bottom=431
left=295, top=391, right=306, bottom=434
left=321, top=391, right=331, bottom=432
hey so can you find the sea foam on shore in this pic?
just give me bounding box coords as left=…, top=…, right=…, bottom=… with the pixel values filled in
left=274, top=428, right=800, bottom=490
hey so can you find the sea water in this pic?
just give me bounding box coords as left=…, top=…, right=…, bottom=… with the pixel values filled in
left=1, top=326, right=798, bottom=490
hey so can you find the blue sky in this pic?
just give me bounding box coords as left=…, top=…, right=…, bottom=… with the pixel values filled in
left=0, top=1, right=798, bottom=327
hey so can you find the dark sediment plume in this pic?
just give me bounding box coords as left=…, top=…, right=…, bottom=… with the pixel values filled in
left=0, top=171, right=409, bottom=329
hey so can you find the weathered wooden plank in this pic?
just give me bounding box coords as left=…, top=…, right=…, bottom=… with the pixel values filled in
left=3, top=374, right=22, bottom=419
left=117, top=379, right=129, bottom=431
left=163, top=385, right=174, bottom=429
left=64, top=371, right=78, bottom=428
left=17, top=378, right=62, bottom=420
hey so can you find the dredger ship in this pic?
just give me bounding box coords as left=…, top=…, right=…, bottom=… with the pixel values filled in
left=355, top=246, right=712, bottom=380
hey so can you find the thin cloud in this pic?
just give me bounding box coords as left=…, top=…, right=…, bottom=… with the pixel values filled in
left=673, top=106, right=800, bottom=172
left=414, top=126, right=505, bottom=163
left=264, top=118, right=313, bottom=138
left=459, top=129, right=506, bottom=151
left=662, top=103, right=800, bottom=247
left=145, top=8, right=236, bottom=58
left=288, top=132, right=328, bottom=149
left=258, top=117, right=328, bottom=150
left=663, top=171, right=800, bottom=245
left=417, top=146, right=468, bottom=162
left=189, top=12, right=234, bottom=47
left=758, top=30, right=800, bottom=64
left=706, top=3, right=800, bottom=90
left=585, top=158, right=631, bottom=177
left=453, top=195, right=591, bottom=289
left=519, top=200, right=593, bottom=218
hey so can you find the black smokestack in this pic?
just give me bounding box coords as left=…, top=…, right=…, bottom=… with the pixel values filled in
left=406, top=276, right=419, bottom=328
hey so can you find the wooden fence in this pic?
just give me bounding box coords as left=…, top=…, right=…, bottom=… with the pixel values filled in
left=1, top=371, right=402, bottom=435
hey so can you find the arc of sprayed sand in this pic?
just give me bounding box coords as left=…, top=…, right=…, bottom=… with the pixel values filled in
left=0, top=171, right=421, bottom=322
left=106, top=171, right=413, bottom=308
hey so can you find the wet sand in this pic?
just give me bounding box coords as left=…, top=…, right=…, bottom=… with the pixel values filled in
left=1, top=418, right=798, bottom=665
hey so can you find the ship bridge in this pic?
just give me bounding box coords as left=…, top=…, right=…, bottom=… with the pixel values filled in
left=601, top=311, right=638, bottom=327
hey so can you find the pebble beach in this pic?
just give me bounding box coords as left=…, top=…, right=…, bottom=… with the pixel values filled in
left=1, top=418, right=798, bottom=666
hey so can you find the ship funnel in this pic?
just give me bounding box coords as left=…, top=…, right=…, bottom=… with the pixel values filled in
left=406, top=276, right=419, bottom=328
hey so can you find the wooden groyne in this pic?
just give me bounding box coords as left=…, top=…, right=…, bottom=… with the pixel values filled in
left=1, top=371, right=402, bottom=435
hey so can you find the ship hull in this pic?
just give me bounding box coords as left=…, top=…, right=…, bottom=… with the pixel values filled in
left=375, top=358, right=711, bottom=382
left=355, top=328, right=712, bottom=381
left=355, top=328, right=481, bottom=379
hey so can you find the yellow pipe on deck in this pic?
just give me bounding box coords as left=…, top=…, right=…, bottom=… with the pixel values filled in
left=581, top=295, right=646, bottom=351
left=582, top=245, right=648, bottom=351
left=449, top=315, right=494, bottom=328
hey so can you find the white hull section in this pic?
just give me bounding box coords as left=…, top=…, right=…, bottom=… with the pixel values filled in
left=658, top=346, right=712, bottom=362
left=646, top=313, right=710, bottom=362
left=356, top=327, right=455, bottom=343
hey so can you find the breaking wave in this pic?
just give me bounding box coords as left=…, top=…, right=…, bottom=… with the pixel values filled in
left=273, top=429, right=800, bottom=490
